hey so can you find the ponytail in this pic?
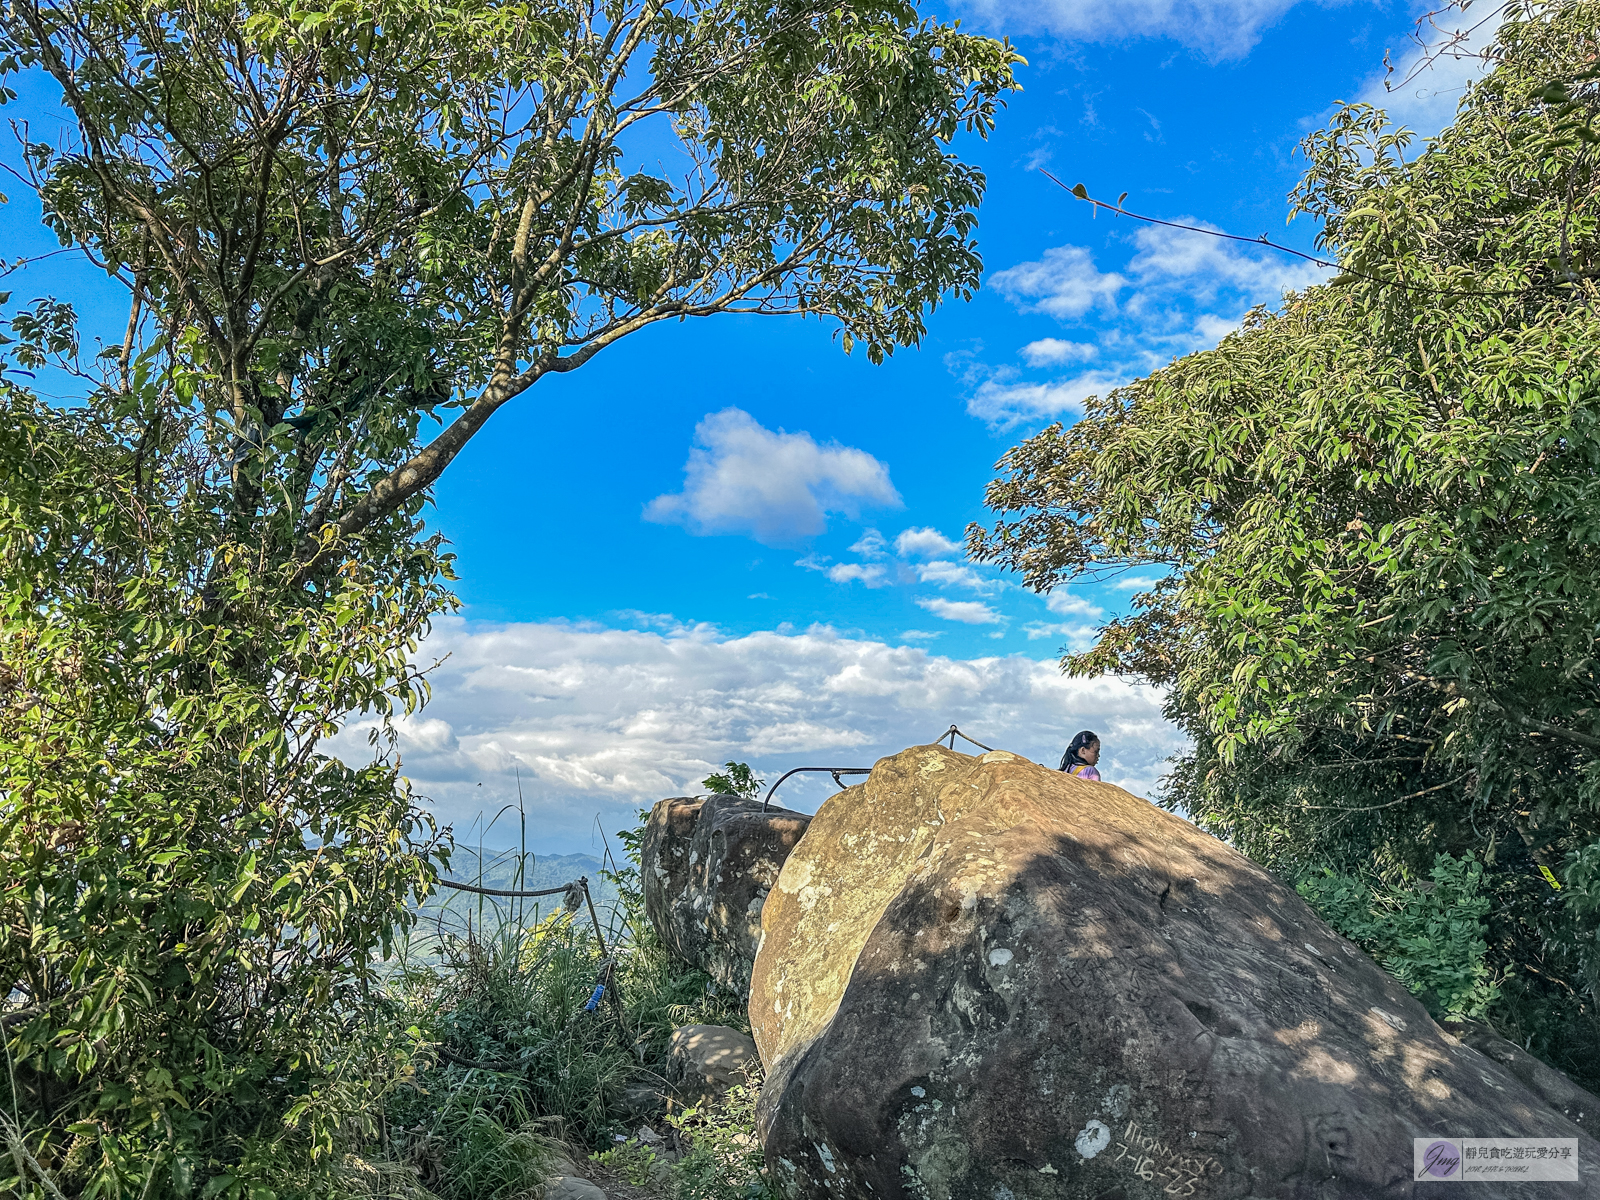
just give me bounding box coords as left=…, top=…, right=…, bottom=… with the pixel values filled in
left=1059, top=729, right=1100, bottom=772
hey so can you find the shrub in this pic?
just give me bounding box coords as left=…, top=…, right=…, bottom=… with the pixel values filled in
left=1297, top=853, right=1499, bottom=1018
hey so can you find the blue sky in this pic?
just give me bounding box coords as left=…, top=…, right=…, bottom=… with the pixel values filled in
left=2, top=0, right=1490, bottom=849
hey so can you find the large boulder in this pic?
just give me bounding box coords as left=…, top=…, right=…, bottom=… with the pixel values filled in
left=750, top=744, right=1600, bottom=1199
left=642, top=794, right=810, bottom=994
left=668, top=1023, right=761, bottom=1105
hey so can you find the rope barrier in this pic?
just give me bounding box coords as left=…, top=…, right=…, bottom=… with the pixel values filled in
left=432, top=877, right=577, bottom=899
left=939, top=724, right=995, bottom=752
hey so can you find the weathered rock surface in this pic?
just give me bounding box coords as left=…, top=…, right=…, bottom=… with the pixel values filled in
left=1439, top=1017, right=1598, bottom=1137
left=750, top=744, right=1600, bottom=1199
left=668, top=1023, right=760, bottom=1103
left=642, top=794, right=810, bottom=994
left=543, top=1153, right=610, bottom=1200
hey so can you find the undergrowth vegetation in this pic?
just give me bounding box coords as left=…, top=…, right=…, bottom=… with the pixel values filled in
left=357, top=818, right=767, bottom=1200
left=4, top=805, right=771, bottom=1200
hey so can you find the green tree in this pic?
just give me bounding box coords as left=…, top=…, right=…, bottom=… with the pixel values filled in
left=702, top=762, right=763, bottom=801
left=0, top=0, right=1017, bottom=1192
left=971, top=0, right=1600, bottom=1084
left=0, top=319, right=449, bottom=1197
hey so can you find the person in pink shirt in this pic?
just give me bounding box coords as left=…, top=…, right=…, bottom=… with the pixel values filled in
left=1059, top=730, right=1101, bottom=781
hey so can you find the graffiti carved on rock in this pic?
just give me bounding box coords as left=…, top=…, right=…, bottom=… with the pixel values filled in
left=750, top=744, right=1600, bottom=1199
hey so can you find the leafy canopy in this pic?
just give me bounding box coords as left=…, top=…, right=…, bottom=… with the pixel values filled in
left=971, top=0, right=1600, bottom=1083
left=0, top=316, right=450, bottom=1198
left=4, top=0, right=1019, bottom=571
left=702, top=761, right=764, bottom=801
left=0, top=0, right=1019, bottom=1193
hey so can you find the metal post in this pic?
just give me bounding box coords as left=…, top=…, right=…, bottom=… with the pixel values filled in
left=580, top=877, right=629, bottom=1031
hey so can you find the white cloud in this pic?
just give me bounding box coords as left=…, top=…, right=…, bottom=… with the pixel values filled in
left=917, top=560, right=993, bottom=591
left=917, top=597, right=1003, bottom=625
left=1125, top=221, right=1325, bottom=302
left=826, top=562, right=889, bottom=587
left=895, top=527, right=963, bottom=559
left=1021, top=338, right=1099, bottom=367
left=990, top=245, right=1125, bottom=319
left=1358, top=7, right=1501, bottom=137
left=971, top=220, right=1333, bottom=427
left=1023, top=620, right=1101, bottom=649
left=954, top=0, right=1316, bottom=59
left=1046, top=590, right=1105, bottom=618
left=967, top=369, right=1128, bottom=427
left=644, top=408, right=901, bottom=545
left=325, top=616, right=1185, bottom=849
left=850, top=529, right=890, bottom=559
left=1111, top=574, right=1165, bottom=591
left=899, top=629, right=942, bottom=641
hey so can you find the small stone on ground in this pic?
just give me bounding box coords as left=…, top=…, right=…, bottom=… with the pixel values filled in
left=543, top=1176, right=608, bottom=1200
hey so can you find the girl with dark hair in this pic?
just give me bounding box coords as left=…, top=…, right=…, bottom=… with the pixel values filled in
left=1059, top=730, right=1101, bottom=781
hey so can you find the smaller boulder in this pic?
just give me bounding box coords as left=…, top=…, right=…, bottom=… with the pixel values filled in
left=667, top=1023, right=759, bottom=1104
left=641, top=794, right=810, bottom=994
left=542, top=1175, right=608, bottom=1200
left=618, top=1079, right=667, bottom=1121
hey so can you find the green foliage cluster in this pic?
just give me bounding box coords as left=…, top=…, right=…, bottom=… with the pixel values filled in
left=0, top=0, right=1017, bottom=1191
left=0, top=321, right=449, bottom=1197
left=972, top=0, right=1600, bottom=1085
left=662, top=1073, right=775, bottom=1200
left=701, top=763, right=764, bottom=802
left=1297, top=853, right=1499, bottom=1019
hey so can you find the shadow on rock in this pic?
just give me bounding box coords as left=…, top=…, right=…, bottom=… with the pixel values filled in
left=749, top=744, right=1600, bottom=1200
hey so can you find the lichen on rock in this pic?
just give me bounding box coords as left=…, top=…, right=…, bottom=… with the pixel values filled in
left=641, top=793, right=810, bottom=996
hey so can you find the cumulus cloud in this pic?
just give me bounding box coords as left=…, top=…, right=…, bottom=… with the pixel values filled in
left=970, top=218, right=1332, bottom=427
left=968, top=369, right=1128, bottom=427
left=1021, top=338, right=1099, bottom=367
left=954, top=0, right=1314, bottom=59
left=895, top=527, right=963, bottom=559
left=1125, top=221, right=1324, bottom=302
left=917, top=597, right=1003, bottom=625
left=1021, top=589, right=1106, bottom=649
left=826, top=562, right=889, bottom=587
left=325, top=616, right=1184, bottom=848
left=918, top=561, right=994, bottom=591
left=850, top=529, right=890, bottom=559
left=990, top=245, right=1126, bottom=318
left=1111, top=574, right=1165, bottom=591
left=644, top=408, right=901, bottom=545
left=1047, top=590, right=1105, bottom=618
left=1023, top=620, right=1101, bottom=649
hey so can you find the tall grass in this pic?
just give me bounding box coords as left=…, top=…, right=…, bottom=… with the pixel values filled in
left=365, top=814, right=754, bottom=1198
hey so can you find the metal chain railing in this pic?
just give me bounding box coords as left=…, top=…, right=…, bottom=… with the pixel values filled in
left=759, top=725, right=997, bottom=810
left=759, top=766, right=872, bottom=812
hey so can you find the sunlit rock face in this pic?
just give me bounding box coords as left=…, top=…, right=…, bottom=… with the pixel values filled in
left=750, top=745, right=1600, bottom=1200
left=641, top=793, right=811, bottom=996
